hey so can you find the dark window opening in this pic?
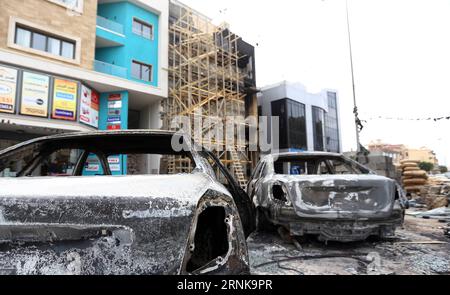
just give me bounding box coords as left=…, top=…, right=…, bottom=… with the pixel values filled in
left=271, top=98, right=307, bottom=150
left=325, top=92, right=340, bottom=153
left=312, top=106, right=324, bottom=151
left=274, top=156, right=367, bottom=175
left=186, top=207, right=229, bottom=273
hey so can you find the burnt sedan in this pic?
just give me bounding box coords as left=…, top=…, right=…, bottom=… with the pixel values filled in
left=0, top=130, right=254, bottom=275
left=247, top=152, right=408, bottom=242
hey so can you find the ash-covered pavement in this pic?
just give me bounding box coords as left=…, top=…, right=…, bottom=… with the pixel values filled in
left=248, top=213, right=450, bottom=275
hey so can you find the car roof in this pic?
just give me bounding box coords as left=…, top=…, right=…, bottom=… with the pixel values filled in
left=263, top=151, right=344, bottom=161
left=0, top=130, right=188, bottom=156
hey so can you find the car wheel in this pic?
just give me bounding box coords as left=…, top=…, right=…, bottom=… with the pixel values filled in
left=256, top=207, right=274, bottom=232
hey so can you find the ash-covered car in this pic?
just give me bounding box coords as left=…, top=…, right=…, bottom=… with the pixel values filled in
left=248, top=152, right=408, bottom=242
left=0, top=130, right=255, bottom=275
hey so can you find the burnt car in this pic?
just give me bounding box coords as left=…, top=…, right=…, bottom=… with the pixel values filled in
left=0, top=130, right=255, bottom=275
left=247, top=152, right=408, bottom=242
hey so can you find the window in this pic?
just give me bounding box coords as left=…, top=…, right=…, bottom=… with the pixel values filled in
left=273, top=156, right=366, bottom=175
left=325, top=92, right=340, bottom=153
left=15, top=27, right=31, bottom=47
left=132, top=18, right=153, bottom=40
left=14, top=25, right=76, bottom=59
left=312, top=106, right=325, bottom=151
left=31, top=149, right=84, bottom=176
left=287, top=99, right=307, bottom=150
left=131, top=60, right=152, bottom=82
left=271, top=98, right=307, bottom=150
left=47, top=0, right=84, bottom=13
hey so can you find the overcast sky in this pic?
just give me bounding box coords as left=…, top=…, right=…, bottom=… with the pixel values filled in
left=181, top=0, right=450, bottom=166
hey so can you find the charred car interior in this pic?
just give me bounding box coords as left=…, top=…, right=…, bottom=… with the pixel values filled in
left=248, top=152, right=409, bottom=243
left=0, top=130, right=254, bottom=275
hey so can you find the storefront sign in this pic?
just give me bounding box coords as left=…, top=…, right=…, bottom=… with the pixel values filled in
left=79, top=85, right=99, bottom=128
left=108, top=100, right=122, bottom=109
left=108, top=109, right=121, bottom=116
left=107, top=124, right=121, bottom=130
left=20, top=71, right=50, bottom=117
left=108, top=157, right=120, bottom=164
left=108, top=94, right=121, bottom=101
left=106, top=93, right=122, bottom=130
left=83, top=154, right=101, bottom=174
left=91, top=91, right=99, bottom=127
left=0, top=65, right=18, bottom=113
left=85, top=164, right=100, bottom=172
left=108, top=156, right=121, bottom=172
left=52, top=78, right=78, bottom=121
left=107, top=116, right=121, bottom=123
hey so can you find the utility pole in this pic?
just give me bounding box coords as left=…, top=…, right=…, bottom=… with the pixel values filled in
left=346, top=0, right=361, bottom=153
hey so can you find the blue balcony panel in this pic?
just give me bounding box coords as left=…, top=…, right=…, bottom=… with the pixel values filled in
left=94, top=60, right=127, bottom=79
left=96, top=16, right=125, bottom=48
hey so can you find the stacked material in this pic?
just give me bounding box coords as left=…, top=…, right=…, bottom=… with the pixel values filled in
left=400, top=160, right=428, bottom=194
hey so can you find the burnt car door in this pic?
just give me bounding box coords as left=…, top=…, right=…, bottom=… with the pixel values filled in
left=247, top=160, right=266, bottom=197
left=199, top=150, right=256, bottom=238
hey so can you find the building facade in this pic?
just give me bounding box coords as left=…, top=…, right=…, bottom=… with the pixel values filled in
left=0, top=0, right=168, bottom=174
left=404, top=147, right=439, bottom=166
left=368, top=140, right=439, bottom=166
left=367, top=140, right=407, bottom=166
left=258, top=81, right=342, bottom=154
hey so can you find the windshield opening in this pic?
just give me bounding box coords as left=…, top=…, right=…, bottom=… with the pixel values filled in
left=273, top=156, right=368, bottom=175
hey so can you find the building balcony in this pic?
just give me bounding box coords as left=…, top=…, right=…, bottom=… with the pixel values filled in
left=97, top=15, right=123, bottom=35
left=96, top=16, right=125, bottom=48
left=94, top=60, right=127, bottom=79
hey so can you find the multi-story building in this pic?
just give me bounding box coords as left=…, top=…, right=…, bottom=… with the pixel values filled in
left=0, top=0, right=168, bottom=174
left=258, top=81, right=342, bottom=154
left=404, top=147, right=439, bottom=166
left=368, top=140, right=407, bottom=166
left=368, top=140, right=439, bottom=166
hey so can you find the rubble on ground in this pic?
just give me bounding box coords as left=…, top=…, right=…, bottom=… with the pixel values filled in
left=414, top=184, right=450, bottom=210
left=248, top=214, right=450, bottom=275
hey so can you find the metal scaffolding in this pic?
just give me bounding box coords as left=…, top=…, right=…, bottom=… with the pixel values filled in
left=163, top=0, right=251, bottom=188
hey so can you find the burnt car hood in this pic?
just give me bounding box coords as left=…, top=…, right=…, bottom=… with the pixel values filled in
left=274, top=174, right=396, bottom=219
left=0, top=173, right=229, bottom=275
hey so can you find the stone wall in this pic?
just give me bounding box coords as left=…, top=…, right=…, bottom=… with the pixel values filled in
left=0, top=0, right=97, bottom=69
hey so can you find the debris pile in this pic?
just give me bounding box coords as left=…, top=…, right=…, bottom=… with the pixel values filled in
left=407, top=207, right=450, bottom=221
left=400, top=160, right=428, bottom=194
left=418, top=184, right=450, bottom=209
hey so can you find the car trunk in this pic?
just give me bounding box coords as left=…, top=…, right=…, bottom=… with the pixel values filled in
left=284, top=175, right=396, bottom=219
left=0, top=174, right=209, bottom=274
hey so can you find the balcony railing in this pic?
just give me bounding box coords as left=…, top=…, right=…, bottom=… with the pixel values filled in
left=96, top=15, right=124, bottom=35
left=94, top=60, right=127, bottom=79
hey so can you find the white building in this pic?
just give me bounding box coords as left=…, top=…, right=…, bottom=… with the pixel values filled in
left=258, top=81, right=342, bottom=154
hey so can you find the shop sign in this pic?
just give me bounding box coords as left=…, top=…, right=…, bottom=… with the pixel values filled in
left=108, top=109, right=121, bottom=116
left=20, top=71, right=50, bottom=117
left=107, top=116, right=121, bottom=123
left=79, top=85, right=99, bottom=128
left=108, top=100, right=122, bottom=109
left=108, top=156, right=121, bottom=172
left=52, top=78, right=78, bottom=121
left=0, top=65, right=18, bottom=113
left=107, top=124, right=121, bottom=130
